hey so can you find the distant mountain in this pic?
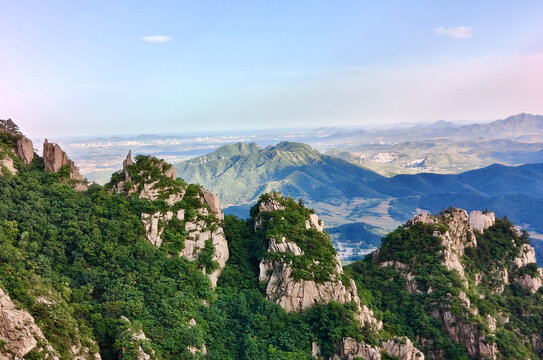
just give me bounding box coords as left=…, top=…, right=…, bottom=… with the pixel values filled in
left=175, top=141, right=385, bottom=210
left=449, top=113, right=543, bottom=139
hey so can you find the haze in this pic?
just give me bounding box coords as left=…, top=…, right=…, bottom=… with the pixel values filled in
left=2, top=1, right=543, bottom=138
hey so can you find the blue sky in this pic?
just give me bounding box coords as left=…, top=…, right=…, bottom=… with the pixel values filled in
left=2, top=1, right=543, bottom=137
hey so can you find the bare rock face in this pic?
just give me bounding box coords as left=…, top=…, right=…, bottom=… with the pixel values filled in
left=333, top=337, right=424, bottom=360
left=516, top=270, right=543, bottom=294
left=0, top=155, right=17, bottom=175
left=182, top=218, right=229, bottom=287
left=0, top=287, right=59, bottom=360
left=413, top=209, right=477, bottom=280
left=432, top=307, right=498, bottom=359
left=202, top=188, right=224, bottom=221
left=469, top=210, right=495, bottom=233
left=306, top=213, right=324, bottom=232
left=514, top=244, right=538, bottom=268
left=42, top=139, right=87, bottom=190
left=16, top=136, right=34, bottom=164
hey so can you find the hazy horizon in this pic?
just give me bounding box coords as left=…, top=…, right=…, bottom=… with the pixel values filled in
left=2, top=1, right=543, bottom=138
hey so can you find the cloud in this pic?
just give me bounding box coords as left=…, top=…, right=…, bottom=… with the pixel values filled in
left=434, top=26, right=472, bottom=39
left=141, top=35, right=172, bottom=43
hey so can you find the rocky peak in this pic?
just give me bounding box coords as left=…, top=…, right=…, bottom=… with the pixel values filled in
left=16, top=136, right=34, bottom=164
left=254, top=193, right=382, bottom=330
left=123, top=149, right=134, bottom=169
left=111, top=154, right=228, bottom=287
left=377, top=207, right=543, bottom=359
left=412, top=208, right=478, bottom=279
left=202, top=188, right=224, bottom=221
left=42, top=139, right=87, bottom=190
left=257, top=192, right=286, bottom=213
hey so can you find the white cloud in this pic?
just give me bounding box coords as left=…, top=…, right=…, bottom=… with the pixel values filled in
left=141, top=35, right=172, bottom=43
left=434, top=26, right=472, bottom=39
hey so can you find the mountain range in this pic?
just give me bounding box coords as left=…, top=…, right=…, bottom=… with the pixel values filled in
left=175, top=141, right=543, bottom=263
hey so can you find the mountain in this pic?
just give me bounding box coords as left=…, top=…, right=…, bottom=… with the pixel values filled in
left=1, top=121, right=543, bottom=359
left=346, top=208, right=543, bottom=359
left=175, top=141, right=385, bottom=212
left=449, top=113, right=543, bottom=139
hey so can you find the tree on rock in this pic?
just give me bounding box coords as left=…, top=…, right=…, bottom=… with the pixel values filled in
left=0, top=119, right=22, bottom=136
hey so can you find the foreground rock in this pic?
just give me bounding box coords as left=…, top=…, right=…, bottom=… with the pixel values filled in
left=0, top=287, right=59, bottom=360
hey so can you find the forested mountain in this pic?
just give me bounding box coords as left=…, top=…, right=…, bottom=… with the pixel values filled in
left=175, top=141, right=385, bottom=210
left=1, top=122, right=543, bottom=359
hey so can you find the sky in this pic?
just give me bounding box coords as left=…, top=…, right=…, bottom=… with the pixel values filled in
left=1, top=1, right=543, bottom=138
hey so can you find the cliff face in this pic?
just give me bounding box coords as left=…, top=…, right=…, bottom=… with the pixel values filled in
left=255, top=194, right=379, bottom=325
left=43, top=139, right=87, bottom=190
left=111, top=151, right=229, bottom=287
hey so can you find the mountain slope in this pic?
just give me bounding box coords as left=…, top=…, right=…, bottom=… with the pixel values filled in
left=175, top=141, right=386, bottom=209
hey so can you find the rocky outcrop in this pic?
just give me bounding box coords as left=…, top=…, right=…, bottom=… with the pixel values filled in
left=333, top=337, right=424, bottom=360
left=42, top=139, right=87, bottom=190
left=0, top=287, right=59, bottom=360
left=469, top=210, right=495, bottom=233
left=113, top=153, right=229, bottom=287
left=431, top=307, right=498, bottom=359
left=516, top=270, right=543, bottom=294
left=413, top=209, right=479, bottom=280
left=182, top=217, right=229, bottom=287
left=0, top=155, right=17, bottom=175
left=118, top=317, right=156, bottom=360
left=514, top=244, right=538, bottom=268
left=256, top=194, right=382, bottom=329
left=16, top=136, right=34, bottom=164
left=306, top=213, right=324, bottom=232
left=202, top=188, right=224, bottom=221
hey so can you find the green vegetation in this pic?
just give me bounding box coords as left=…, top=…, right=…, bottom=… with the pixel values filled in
left=2, top=127, right=543, bottom=359
left=0, top=151, right=367, bottom=359
left=252, top=193, right=339, bottom=283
